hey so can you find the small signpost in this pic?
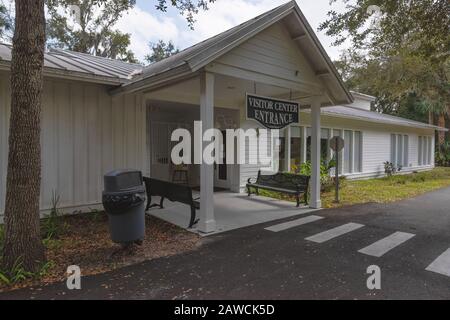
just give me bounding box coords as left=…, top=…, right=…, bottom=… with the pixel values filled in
left=330, top=136, right=345, bottom=203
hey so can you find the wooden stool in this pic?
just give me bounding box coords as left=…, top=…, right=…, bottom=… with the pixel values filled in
left=172, top=168, right=189, bottom=185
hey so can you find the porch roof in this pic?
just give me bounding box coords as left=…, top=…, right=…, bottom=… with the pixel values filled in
left=112, top=1, right=353, bottom=105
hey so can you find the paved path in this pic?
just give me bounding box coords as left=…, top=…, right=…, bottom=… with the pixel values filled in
left=2, top=187, right=450, bottom=300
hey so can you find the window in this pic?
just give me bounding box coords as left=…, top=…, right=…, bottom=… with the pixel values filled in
left=277, top=127, right=362, bottom=174
left=290, top=126, right=302, bottom=169
left=340, top=130, right=363, bottom=174
left=354, top=131, right=362, bottom=173
left=418, top=136, right=432, bottom=166
left=332, top=129, right=343, bottom=174
left=391, top=134, right=409, bottom=167
left=306, top=127, right=330, bottom=162
left=343, top=130, right=353, bottom=173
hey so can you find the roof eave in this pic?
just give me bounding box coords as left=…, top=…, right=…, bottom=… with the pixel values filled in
left=109, top=63, right=193, bottom=96
left=316, top=109, right=447, bottom=131
left=0, top=61, right=126, bottom=86
left=291, top=3, right=353, bottom=105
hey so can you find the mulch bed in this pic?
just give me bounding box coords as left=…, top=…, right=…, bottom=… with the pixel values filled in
left=0, top=212, right=201, bottom=292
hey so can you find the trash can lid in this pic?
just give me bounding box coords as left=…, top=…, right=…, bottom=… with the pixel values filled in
left=104, top=169, right=143, bottom=193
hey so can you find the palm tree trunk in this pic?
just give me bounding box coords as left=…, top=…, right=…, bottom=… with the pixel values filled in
left=428, top=111, right=434, bottom=125
left=2, top=0, right=46, bottom=272
left=438, top=114, right=446, bottom=145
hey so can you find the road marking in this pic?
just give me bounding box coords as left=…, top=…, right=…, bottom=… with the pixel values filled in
left=305, top=223, right=364, bottom=243
left=358, top=232, right=415, bottom=257
left=265, top=215, right=324, bottom=232
left=426, top=248, right=450, bottom=277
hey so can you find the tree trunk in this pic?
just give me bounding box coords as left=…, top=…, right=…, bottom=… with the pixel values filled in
left=438, top=114, right=446, bottom=145
left=2, top=0, right=46, bottom=272
left=428, top=111, right=434, bottom=125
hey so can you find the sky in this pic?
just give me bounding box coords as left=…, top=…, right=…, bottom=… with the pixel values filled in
left=115, top=0, right=350, bottom=62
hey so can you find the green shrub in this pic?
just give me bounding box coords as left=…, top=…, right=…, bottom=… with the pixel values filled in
left=0, top=257, right=55, bottom=285
left=42, top=191, right=66, bottom=240
left=436, top=142, right=450, bottom=167
left=0, top=257, right=33, bottom=285
left=384, top=161, right=402, bottom=177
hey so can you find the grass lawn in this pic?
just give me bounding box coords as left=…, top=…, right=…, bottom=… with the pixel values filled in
left=260, top=167, right=450, bottom=208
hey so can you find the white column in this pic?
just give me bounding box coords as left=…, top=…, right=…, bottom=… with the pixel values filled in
left=301, top=126, right=307, bottom=164
left=284, top=126, right=291, bottom=172
left=198, top=72, right=216, bottom=233
left=310, top=99, right=322, bottom=209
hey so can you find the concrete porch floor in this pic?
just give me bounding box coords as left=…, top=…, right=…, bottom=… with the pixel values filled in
left=148, top=191, right=318, bottom=235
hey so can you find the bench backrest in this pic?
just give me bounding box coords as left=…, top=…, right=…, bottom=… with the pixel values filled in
left=256, top=171, right=309, bottom=191
left=143, top=177, right=194, bottom=206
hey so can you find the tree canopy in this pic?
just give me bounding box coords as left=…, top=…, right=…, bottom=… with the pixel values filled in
left=145, top=40, right=179, bottom=64
left=46, top=0, right=138, bottom=63
left=0, top=2, right=13, bottom=40
left=321, top=0, right=449, bottom=130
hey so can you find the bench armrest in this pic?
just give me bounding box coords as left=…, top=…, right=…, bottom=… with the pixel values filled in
left=247, top=177, right=257, bottom=184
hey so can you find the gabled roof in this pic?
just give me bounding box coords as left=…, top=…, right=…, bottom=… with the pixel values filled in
left=0, top=43, right=143, bottom=85
left=320, top=105, right=447, bottom=131
left=114, top=1, right=353, bottom=105
left=0, top=2, right=351, bottom=103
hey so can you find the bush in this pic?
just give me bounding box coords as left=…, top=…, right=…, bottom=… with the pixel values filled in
left=0, top=257, right=55, bottom=286
left=384, top=161, right=402, bottom=177
left=292, top=159, right=336, bottom=192
left=436, top=142, right=450, bottom=167
left=0, top=257, right=33, bottom=285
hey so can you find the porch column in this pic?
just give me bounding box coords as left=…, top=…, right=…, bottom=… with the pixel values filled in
left=284, top=126, right=291, bottom=172
left=198, top=71, right=216, bottom=233
left=301, top=126, right=307, bottom=164
left=310, top=99, right=322, bottom=209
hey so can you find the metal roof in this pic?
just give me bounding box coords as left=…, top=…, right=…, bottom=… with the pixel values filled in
left=0, top=1, right=352, bottom=103
left=0, top=43, right=143, bottom=84
left=320, top=105, right=447, bottom=131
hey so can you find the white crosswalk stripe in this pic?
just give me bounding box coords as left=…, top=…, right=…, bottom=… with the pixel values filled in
left=358, top=232, right=415, bottom=257
left=305, top=223, right=364, bottom=243
left=265, top=215, right=324, bottom=232
left=426, top=248, right=450, bottom=277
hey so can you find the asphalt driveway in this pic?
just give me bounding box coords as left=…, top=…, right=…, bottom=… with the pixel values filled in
left=1, top=186, right=450, bottom=300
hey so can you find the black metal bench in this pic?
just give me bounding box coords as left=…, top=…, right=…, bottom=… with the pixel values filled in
left=246, top=171, right=310, bottom=207
left=143, top=177, right=200, bottom=228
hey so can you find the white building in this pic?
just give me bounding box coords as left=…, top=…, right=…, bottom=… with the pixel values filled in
left=0, top=2, right=445, bottom=232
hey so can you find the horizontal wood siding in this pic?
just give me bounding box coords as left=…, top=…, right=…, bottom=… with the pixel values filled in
left=361, top=130, right=392, bottom=174
left=0, top=77, right=146, bottom=217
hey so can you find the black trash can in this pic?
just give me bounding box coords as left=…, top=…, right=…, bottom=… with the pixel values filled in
left=102, top=170, right=146, bottom=244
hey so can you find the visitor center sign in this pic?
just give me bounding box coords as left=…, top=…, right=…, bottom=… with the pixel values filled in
left=246, top=94, right=299, bottom=129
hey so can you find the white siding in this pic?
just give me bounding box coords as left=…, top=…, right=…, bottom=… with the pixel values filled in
left=0, top=77, right=146, bottom=217
left=0, top=74, right=10, bottom=216
left=239, top=120, right=263, bottom=191
left=362, top=130, right=392, bottom=174
left=214, top=22, right=322, bottom=93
